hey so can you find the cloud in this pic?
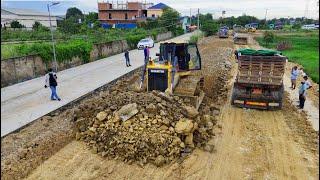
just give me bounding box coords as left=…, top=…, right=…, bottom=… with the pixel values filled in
left=2, top=0, right=319, bottom=19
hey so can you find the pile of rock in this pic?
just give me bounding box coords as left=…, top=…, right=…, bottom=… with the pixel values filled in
left=74, top=90, right=218, bottom=166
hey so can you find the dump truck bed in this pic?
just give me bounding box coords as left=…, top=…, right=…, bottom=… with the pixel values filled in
left=236, top=55, right=286, bottom=86
left=233, top=33, right=248, bottom=45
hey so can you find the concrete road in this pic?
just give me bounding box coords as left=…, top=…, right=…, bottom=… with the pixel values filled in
left=1, top=32, right=195, bottom=137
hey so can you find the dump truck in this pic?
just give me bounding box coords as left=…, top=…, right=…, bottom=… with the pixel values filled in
left=233, top=33, right=248, bottom=45
left=233, top=24, right=247, bottom=34
left=218, top=26, right=229, bottom=38
left=231, top=49, right=287, bottom=110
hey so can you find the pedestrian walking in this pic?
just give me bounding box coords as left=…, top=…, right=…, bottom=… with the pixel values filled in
left=298, top=81, right=307, bottom=109
left=124, top=50, right=131, bottom=67
left=290, top=66, right=299, bottom=89
left=45, top=68, right=61, bottom=101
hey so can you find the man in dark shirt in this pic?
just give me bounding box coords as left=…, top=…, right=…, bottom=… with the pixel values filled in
left=45, top=68, right=61, bottom=101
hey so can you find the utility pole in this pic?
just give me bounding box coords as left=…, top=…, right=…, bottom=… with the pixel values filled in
left=47, top=2, right=60, bottom=72
left=190, top=8, right=191, bottom=25
left=264, top=9, right=268, bottom=25
left=197, top=8, right=200, bottom=29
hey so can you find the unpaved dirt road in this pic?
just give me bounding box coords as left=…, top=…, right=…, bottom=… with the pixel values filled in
left=25, top=35, right=319, bottom=180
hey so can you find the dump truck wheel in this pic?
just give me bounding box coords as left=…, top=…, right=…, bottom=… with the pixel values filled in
left=231, top=84, right=240, bottom=105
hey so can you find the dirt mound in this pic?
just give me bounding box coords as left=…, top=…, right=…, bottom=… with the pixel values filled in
left=74, top=90, right=218, bottom=166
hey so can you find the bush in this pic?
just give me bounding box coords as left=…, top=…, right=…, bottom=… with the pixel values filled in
left=32, top=21, right=50, bottom=31
left=189, top=33, right=202, bottom=44
left=16, top=40, right=93, bottom=63
left=200, top=20, right=218, bottom=36
left=10, top=20, right=24, bottom=28
left=263, top=31, right=275, bottom=46
left=172, top=27, right=184, bottom=36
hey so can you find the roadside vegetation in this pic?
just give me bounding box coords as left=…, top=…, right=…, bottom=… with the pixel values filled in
left=256, top=31, right=319, bottom=83
left=1, top=7, right=183, bottom=61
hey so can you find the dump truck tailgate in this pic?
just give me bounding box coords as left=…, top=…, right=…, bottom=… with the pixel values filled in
left=236, top=55, right=286, bottom=86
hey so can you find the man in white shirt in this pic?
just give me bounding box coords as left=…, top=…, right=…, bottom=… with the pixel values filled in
left=303, top=76, right=312, bottom=89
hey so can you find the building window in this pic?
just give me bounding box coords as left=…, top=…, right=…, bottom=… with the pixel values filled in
left=109, top=13, right=112, bottom=19
left=152, top=14, right=155, bottom=18
left=125, top=13, right=128, bottom=20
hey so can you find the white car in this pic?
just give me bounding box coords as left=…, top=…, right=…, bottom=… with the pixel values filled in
left=302, top=24, right=317, bottom=30
left=137, top=38, right=154, bottom=50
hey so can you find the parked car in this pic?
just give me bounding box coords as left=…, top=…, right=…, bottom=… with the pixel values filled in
left=302, top=24, right=317, bottom=30
left=137, top=38, right=154, bottom=49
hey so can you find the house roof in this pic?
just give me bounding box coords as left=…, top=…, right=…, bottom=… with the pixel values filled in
left=2, top=8, right=50, bottom=16
left=148, top=3, right=169, bottom=10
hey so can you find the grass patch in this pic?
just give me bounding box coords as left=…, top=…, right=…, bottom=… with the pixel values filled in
left=1, top=44, right=26, bottom=59
left=255, top=31, right=319, bottom=83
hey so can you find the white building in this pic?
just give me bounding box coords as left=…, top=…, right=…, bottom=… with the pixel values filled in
left=1, top=8, right=57, bottom=29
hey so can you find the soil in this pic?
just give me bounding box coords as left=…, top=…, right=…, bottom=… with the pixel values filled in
left=2, top=34, right=319, bottom=180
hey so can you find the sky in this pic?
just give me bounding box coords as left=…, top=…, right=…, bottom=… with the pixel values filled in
left=1, top=0, right=319, bottom=19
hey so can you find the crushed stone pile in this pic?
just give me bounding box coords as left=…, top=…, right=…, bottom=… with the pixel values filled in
left=73, top=90, right=218, bottom=166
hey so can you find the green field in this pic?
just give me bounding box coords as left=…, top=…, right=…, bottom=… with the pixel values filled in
left=256, top=31, right=319, bottom=83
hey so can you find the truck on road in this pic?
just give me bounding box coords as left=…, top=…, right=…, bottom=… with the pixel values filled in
left=233, top=33, right=248, bottom=45
left=218, top=26, right=229, bottom=38
left=231, top=49, right=287, bottom=110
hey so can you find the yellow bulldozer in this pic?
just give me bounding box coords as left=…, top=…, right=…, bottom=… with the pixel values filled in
left=140, top=40, right=204, bottom=110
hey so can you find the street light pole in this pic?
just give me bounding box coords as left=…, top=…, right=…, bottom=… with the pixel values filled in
left=47, top=2, right=59, bottom=72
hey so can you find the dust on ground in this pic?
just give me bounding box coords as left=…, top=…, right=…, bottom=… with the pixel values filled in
left=2, top=34, right=319, bottom=180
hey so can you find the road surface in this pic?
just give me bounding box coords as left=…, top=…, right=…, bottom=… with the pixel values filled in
left=1, top=32, right=195, bottom=137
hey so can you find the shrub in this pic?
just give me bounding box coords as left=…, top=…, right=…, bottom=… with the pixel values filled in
left=263, top=31, right=275, bottom=46
left=200, top=20, right=218, bottom=36
left=189, top=33, right=202, bottom=44
left=32, top=21, right=50, bottom=31
left=16, top=40, right=92, bottom=63
left=10, top=20, right=24, bottom=28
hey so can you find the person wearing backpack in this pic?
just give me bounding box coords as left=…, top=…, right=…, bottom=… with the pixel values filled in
left=44, top=68, right=61, bottom=101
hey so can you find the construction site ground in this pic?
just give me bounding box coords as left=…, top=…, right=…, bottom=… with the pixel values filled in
left=1, top=33, right=319, bottom=180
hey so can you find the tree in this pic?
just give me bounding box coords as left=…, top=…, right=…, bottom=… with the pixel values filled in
left=292, top=23, right=301, bottom=29
left=201, top=20, right=218, bottom=36
left=32, top=21, right=49, bottom=31
left=85, top=12, right=98, bottom=23
left=66, top=7, right=83, bottom=19
left=159, top=8, right=180, bottom=32
left=263, top=31, right=275, bottom=46
left=58, top=16, right=81, bottom=34
left=10, top=20, right=24, bottom=28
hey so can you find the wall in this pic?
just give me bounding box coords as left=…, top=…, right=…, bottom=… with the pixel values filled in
left=90, top=40, right=128, bottom=60
left=147, top=9, right=163, bottom=18
left=155, top=31, right=172, bottom=42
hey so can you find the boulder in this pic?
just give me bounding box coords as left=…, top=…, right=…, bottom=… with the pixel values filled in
left=96, top=112, right=107, bottom=121
left=146, top=104, right=157, bottom=114
left=185, top=133, right=194, bottom=148
left=182, top=106, right=199, bottom=118
left=115, top=103, right=138, bottom=121
left=175, top=118, right=194, bottom=134
left=154, top=155, right=165, bottom=167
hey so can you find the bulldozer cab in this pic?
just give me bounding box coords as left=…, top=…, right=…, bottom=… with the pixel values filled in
left=157, top=42, right=201, bottom=72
